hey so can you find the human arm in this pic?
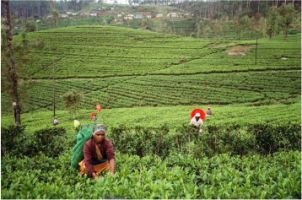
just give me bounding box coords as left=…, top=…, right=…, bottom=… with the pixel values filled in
left=189, top=118, right=194, bottom=125
left=83, top=141, right=94, bottom=178
left=109, top=159, right=115, bottom=175
left=105, top=140, right=116, bottom=175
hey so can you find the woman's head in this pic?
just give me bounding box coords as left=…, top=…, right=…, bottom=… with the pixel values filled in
left=93, top=124, right=107, bottom=143
left=195, top=113, right=200, bottom=120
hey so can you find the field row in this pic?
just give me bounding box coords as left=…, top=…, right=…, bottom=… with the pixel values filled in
left=20, top=26, right=300, bottom=78
left=2, top=69, right=300, bottom=113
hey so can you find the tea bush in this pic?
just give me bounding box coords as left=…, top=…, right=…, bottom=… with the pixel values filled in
left=1, top=122, right=301, bottom=198
left=1, top=126, right=71, bottom=157
left=1, top=151, right=300, bottom=198
left=248, top=123, right=301, bottom=154
left=32, top=127, right=71, bottom=157
left=1, top=125, right=26, bottom=155
left=110, top=123, right=300, bottom=158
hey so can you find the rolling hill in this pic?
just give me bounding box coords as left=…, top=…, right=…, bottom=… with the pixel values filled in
left=1, top=26, right=301, bottom=113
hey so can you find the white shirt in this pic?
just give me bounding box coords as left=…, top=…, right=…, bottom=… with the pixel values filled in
left=190, top=117, right=203, bottom=127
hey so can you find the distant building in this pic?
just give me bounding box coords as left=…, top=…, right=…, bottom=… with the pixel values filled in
left=143, top=12, right=153, bottom=19
left=102, top=0, right=129, bottom=5
left=67, top=11, right=78, bottom=16
left=167, top=12, right=178, bottom=18
left=124, top=14, right=134, bottom=20
left=184, top=12, right=191, bottom=17
left=134, top=14, right=143, bottom=19
left=60, top=14, right=68, bottom=18
left=80, top=12, right=89, bottom=17
left=156, top=13, right=163, bottom=18
left=90, top=12, right=97, bottom=17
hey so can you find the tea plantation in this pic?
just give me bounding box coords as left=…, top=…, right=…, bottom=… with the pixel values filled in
left=1, top=25, right=301, bottom=198
left=2, top=26, right=300, bottom=112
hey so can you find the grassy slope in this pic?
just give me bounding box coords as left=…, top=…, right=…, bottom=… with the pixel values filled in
left=1, top=26, right=301, bottom=199
left=1, top=102, right=300, bottom=133
left=2, top=26, right=300, bottom=113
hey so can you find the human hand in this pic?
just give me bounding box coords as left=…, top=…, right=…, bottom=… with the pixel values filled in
left=92, top=172, right=97, bottom=179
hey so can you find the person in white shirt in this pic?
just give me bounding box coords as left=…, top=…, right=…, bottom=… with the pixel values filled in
left=190, top=113, right=204, bottom=133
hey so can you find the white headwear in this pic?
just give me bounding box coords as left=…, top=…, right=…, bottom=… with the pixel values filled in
left=93, top=125, right=106, bottom=135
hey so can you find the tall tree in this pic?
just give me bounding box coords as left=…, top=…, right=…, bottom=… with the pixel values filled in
left=266, top=6, right=279, bottom=38
left=2, top=0, right=21, bottom=126
left=278, top=3, right=296, bottom=39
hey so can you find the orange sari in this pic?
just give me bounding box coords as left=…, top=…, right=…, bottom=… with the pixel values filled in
left=79, top=160, right=110, bottom=176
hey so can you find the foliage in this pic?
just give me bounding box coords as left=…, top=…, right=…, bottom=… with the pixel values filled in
left=1, top=126, right=70, bottom=158
left=1, top=102, right=301, bottom=133
left=31, top=127, right=69, bottom=157
left=266, top=6, right=280, bottom=38
left=278, top=4, right=297, bottom=40
left=1, top=26, right=300, bottom=113
left=234, top=15, right=252, bottom=39
left=62, top=90, right=83, bottom=118
left=25, top=20, right=37, bottom=32
left=248, top=123, right=301, bottom=154
left=1, top=150, right=300, bottom=199
left=109, top=123, right=301, bottom=158
left=1, top=125, right=26, bottom=155
left=1, top=109, right=301, bottom=198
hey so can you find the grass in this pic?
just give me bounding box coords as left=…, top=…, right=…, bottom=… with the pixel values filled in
left=1, top=25, right=301, bottom=199
left=1, top=102, right=300, bottom=134
left=2, top=26, right=300, bottom=114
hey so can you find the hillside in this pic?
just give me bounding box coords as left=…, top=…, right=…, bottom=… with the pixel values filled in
left=1, top=25, right=301, bottom=199
left=1, top=102, right=300, bottom=134
left=1, top=26, right=300, bottom=113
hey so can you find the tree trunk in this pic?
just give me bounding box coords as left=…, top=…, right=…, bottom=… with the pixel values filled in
left=2, top=0, right=22, bottom=126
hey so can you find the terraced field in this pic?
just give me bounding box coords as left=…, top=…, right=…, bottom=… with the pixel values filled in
left=1, top=26, right=301, bottom=113
left=1, top=102, right=300, bottom=134
left=1, top=25, right=301, bottom=199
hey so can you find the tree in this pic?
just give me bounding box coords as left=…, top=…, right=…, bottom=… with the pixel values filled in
left=50, top=0, right=59, bottom=27
left=63, top=90, right=83, bottom=119
left=2, top=0, right=21, bottom=126
left=211, top=19, right=223, bottom=37
left=25, top=20, right=36, bottom=32
left=278, top=3, right=296, bottom=40
left=234, top=15, right=252, bottom=40
left=266, top=6, right=279, bottom=38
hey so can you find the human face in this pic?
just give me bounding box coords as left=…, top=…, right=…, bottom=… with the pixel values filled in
left=93, top=131, right=106, bottom=143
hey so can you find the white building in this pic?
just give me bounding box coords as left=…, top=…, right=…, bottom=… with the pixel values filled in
left=167, top=12, right=178, bottom=18
left=156, top=13, right=163, bottom=18
left=60, top=14, right=68, bottom=18
left=124, top=14, right=134, bottom=20
left=90, top=12, right=97, bottom=17
left=102, top=0, right=129, bottom=5
left=134, top=14, right=143, bottom=19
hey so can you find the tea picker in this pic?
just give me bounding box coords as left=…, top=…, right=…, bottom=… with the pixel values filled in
left=71, top=104, right=115, bottom=179
left=190, top=108, right=206, bottom=134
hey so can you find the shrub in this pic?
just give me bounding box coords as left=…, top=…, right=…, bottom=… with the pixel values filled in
left=1, top=125, right=26, bottom=155
left=109, top=123, right=300, bottom=158
left=248, top=123, right=301, bottom=154
left=32, top=127, right=69, bottom=157
left=25, top=20, right=36, bottom=32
